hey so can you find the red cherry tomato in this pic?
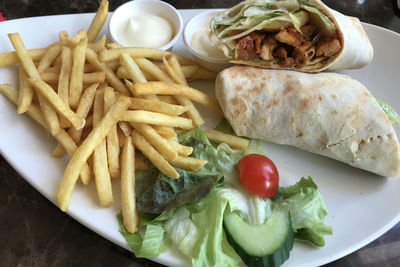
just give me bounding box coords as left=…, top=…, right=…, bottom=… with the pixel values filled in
left=238, top=154, right=279, bottom=198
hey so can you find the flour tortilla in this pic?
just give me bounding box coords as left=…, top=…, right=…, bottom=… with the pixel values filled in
left=213, top=0, right=373, bottom=72
left=215, top=66, right=400, bottom=177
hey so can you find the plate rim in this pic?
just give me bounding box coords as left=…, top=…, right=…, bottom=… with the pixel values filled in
left=0, top=10, right=400, bottom=267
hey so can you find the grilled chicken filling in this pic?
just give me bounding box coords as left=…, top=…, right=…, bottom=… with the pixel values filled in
left=235, top=24, right=341, bottom=67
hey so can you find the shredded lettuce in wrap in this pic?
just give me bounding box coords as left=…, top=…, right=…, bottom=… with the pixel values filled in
left=374, top=96, right=400, bottom=127
left=211, top=0, right=334, bottom=41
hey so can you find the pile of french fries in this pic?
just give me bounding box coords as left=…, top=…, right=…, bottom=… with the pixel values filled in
left=0, top=0, right=248, bottom=234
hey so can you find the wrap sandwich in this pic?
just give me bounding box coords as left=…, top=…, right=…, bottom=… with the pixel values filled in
left=215, top=66, right=400, bottom=177
left=210, top=0, right=373, bottom=72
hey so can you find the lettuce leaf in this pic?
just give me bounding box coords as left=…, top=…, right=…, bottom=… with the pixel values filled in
left=299, top=4, right=335, bottom=37
left=187, top=190, right=242, bottom=267
left=273, top=176, right=332, bottom=246
left=117, top=212, right=170, bottom=258
left=135, top=167, right=222, bottom=214
left=374, top=96, right=400, bottom=127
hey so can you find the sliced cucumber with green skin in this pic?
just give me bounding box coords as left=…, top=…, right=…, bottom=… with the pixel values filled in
left=223, top=209, right=294, bottom=267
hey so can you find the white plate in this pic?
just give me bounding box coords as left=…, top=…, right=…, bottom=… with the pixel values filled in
left=1, top=9, right=400, bottom=267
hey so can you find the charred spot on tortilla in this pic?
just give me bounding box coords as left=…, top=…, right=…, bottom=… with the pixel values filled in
left=296, top=130, right=304, bottom=138
left=230, top=96, right=247, bottom=117
left=283, top=85, right=295, bottom=94
left=299, top=97, right=310, bottom=110
left=266, top=99, right=279, bottom=109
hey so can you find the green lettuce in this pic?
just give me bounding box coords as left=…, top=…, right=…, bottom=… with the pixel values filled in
left=117, top=212, right=170, bottom=258
left=273, top=176, right=333, bottom=246
left=135, top=167, right=222, bottom=214
left=299, top=4, right=335, bottom=36
left=211, top=0, right=329, bottom=39
left=374, top=96, right=400, bottom=127
left=118, top=124, right=332, bottom=265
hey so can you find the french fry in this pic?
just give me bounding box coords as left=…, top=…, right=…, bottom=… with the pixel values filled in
left=188, top=66, right=217, bottom=80
left=56, top=130, right=91, bottom=185
left=133, top=82, right=223, bottom=115
left=85, top=48, right=131, bottom=96
left=99, top=47, right=171, bottom=62
left=168, top=140, right=193, bottom=157
left=157, top=95, right=178, bottom=105
left=162, top=56, right=205, bottom=126
left=131, top=130, right=179, bottom=178
left=104, top=87, right=120, bottom=178
left=84, top=63, right=97, bottom=73
left=37, top=93, right=61, bottom=136
left=52, top=143, right=67, bottom=157
left=173, top=54, right=197, bottom=66
left=122, top=110, right=193, bottom=129
left=84, top=114, right=93, bottom=129
left=152, top=125, right=177, bottom=139
left=37, top=43, right=62, bottom=73
left=205, top=129, right=249, bottom=151
left=17, top=65, right=34, bottom=114
left=181, top=65, right=198, bottom=80
left=70, top=29, right=87, bottom=44
left=134, top=57, right=173, bottom=83
left=130, top=122, right=178, bottom=161
left=106, top=42, right=123, bottom=49
left=130, top=97, right=188, bottom=116
left=117, top=65, right=204, bottom=81
left=8, top=33, right=61, bottom=135
left=98, top=47, right=195, bottom=65
left=0, top=84, right=90, bottom=184
left=8, top=33, right=43, bottom=83
left=118, top=121, right=133, bottom=136
left=163, top=56, right=186, bottom=85
left=56, top=95, right=130, bottom=211
left=58, top=46, right=72, bottom=128
left=167, top=55, right=189, bottom=85
left=121, top=136, right=139, bottom=233
left=120, top=53, right=147, bottom=84
left=92, top=89, right=113, bottom=206
left=44, top=65, right=61, bottom=74
left=83, top=71, right=105, bottom=84
left=69, top=36, right=88, bottom=108
left=87, top=0, right=109, bottom=42
left=106, top=60, right=120, bottom=71
left=87, top=34, right=107, bottom=52
left=0, top=84, right=46, bottom=127
left=117, top=126, right=127, bottom=147
left=0, top=48, right=46, bottom=67
left=29, top=79, right=85, bottom=130
left=169, top=156, right=207, bottom=172
left=41, top=71, right=105, bottom=84
left=59, top=31, right=70, bottom=46
left=132, top=58, right=205, bottom=126
left=68, top=83, right=98, bottom=143
left=125, top=80, right=158, bottom=101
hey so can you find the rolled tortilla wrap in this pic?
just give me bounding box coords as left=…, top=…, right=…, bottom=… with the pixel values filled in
left=211, top=0, right=373, bottom=72
left=215, top=66, right=400, bottom=177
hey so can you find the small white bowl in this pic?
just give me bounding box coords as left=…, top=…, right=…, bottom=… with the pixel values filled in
left=183, top=10, right=232, bottom=72
left=109, top=0, right=183, bottom=50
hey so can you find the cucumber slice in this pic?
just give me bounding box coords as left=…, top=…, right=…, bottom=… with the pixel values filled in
left=223, top=209, right=294, bottom=267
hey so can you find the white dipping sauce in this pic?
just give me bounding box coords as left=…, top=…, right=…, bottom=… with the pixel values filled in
left=190, top=22, right=226, bottom=59
left=118, top=13, right=173, bottom=48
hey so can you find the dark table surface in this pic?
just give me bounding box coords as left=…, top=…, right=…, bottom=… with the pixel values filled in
left=1, top=0, right=400, bottom=266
